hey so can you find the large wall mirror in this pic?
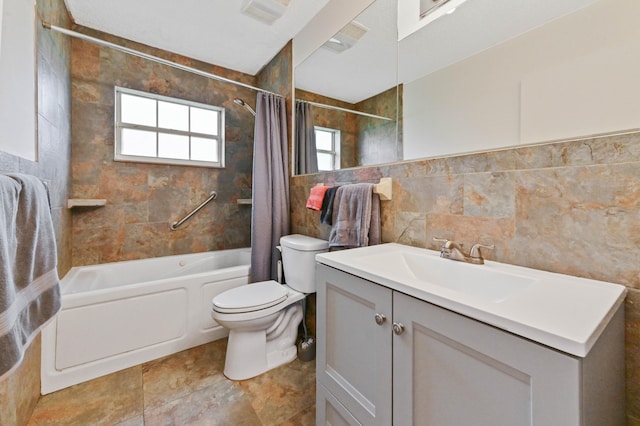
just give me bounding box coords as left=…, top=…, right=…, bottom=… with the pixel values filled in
left=294, top=0, right=639, bottom=175
left=294, top=0, right=399, bottom=174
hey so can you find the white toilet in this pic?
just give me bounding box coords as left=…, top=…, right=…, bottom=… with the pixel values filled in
left=211, top=234, right=329, bottom=380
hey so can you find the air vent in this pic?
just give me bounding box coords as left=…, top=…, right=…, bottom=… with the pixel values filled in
left=241, top=0, right=291, bottom=25
left=322, top=20, right=370, bottom=53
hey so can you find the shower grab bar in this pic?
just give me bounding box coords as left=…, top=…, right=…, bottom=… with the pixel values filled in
left=170, top=191, right=217, bottom=230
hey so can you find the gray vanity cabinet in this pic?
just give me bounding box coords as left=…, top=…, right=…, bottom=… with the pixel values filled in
left=316, top=263, right=625, bottom=426
left=316, top=263, right=393, bottom=425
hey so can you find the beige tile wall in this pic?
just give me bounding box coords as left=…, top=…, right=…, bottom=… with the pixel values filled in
left=291, top=131, right=640, bottom=424
left=70, top=29, right=258, bottom=265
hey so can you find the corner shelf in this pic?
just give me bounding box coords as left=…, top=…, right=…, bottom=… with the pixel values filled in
left=67, top=199, right=107, bottom=209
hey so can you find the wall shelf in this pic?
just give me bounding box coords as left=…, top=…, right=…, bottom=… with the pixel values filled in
left=237, top=198, right=252, bottom=205
left=67, top=199, right=107, bottom=209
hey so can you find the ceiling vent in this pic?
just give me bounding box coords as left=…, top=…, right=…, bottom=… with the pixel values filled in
left=241, top=0, right=291, bottom=25
left=322, top=20, right=370, bottom=53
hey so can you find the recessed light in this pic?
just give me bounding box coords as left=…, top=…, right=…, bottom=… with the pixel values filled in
left=241, top=0, right=291, bottom=25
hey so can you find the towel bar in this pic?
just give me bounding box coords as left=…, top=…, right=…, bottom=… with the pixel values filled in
left=315, top=177, right=392, bottom=201
left=374, top=178, right=392, bottom=201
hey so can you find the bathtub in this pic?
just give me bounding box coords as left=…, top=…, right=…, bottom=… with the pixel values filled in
left=41, top=248, right=250, bottom=394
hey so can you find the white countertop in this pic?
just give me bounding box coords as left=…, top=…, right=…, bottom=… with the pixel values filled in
left=316, top=243, right=627, bottom=358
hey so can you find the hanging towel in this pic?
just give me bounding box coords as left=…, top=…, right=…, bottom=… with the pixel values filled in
left=320, top=186, right=339, bottom=226
left=306, top=185, right=329, bottom=211
left=329, top=183, right=380, bottom=248
left=369, top=192, right=381, bottom=246
left=0, top=174, right=61, bottom=380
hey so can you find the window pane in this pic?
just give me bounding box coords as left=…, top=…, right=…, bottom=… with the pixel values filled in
left=120, top=94, right=156, bottom=126
left=158, top=101, right=188, bottom=131
left=191, top=137, right=218, bottom=162
left=191, top=107, right=218, bottom=135
left=315, top=130, right=333, bottom=151
left=121, top=128, right=157, bottom=157
left=317, top=152, right=334, bottom=171
left=158, top=133, right=189, bottom=160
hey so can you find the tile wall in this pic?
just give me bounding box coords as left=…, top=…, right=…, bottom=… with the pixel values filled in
left=70, top=28, right=257, bottom=265
left=0, top=0, right=72, bottom=423
left=291, top=131, right=640, bottom=424
left=356, top=85, right=402, bottom=166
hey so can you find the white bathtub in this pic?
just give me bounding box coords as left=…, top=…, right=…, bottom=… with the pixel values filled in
left=41, top=248, right=250, bottom=394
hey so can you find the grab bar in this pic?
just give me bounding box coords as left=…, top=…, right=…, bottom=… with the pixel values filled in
left=170, top=191, right=217, bottom=230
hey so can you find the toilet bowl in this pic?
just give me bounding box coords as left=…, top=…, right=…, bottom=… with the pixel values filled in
left=211, top=234, right=328, bottom=380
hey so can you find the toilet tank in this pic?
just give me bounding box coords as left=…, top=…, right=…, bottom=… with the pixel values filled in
left=280, top=234, right=329, bottom=293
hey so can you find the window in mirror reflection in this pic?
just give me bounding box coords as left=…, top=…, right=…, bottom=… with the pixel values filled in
left=315, top=127, right=341, bottom=171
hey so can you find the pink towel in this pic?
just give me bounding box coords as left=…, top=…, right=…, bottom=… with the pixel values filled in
left=306, top=185, right=329, bottom=211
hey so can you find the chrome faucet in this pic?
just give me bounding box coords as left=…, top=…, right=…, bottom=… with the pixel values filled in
left=433, top=237, right=494, bottom=265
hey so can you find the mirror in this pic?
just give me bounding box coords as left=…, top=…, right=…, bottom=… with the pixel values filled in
left=294, top=0, right=400, bottom=173
left=294, top=0, right=640, bottom=174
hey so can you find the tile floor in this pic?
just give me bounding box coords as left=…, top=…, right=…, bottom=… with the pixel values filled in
left=28, top=339, right=316, bottom=425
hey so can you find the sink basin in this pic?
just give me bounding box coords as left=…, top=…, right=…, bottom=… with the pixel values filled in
left=399, top=251, right=534, bottom=302
left=315, top=243, right=626, bottom=357
left=350, top=249, right=535, bottom=302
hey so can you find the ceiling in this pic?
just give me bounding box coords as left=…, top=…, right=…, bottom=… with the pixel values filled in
left=63, top=0, right=330, bottom=76
left=64, top=0, right=602, bottom=103
left=296, top=0, right=602, bottom=103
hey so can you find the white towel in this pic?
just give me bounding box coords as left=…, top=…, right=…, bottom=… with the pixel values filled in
left=0, top=174, right=61, bottom=380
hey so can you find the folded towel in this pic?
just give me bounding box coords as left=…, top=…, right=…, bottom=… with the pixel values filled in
left=320, top=186, right=339, bottom=226
left=306, top=185, right=329, bottom=211
left=0, top=174, right=61, bottom=380
left=329, top=183, right=380, bottom=248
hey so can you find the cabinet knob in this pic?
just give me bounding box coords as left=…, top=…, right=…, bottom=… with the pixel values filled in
left=393, top=322, right=405, bottom=335
left=374, top=313, right=386, bottom=325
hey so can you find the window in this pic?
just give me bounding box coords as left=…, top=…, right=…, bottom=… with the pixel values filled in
left=115, top=87, right=225, bottom=168
left=315, top=127, right=341, bottom=171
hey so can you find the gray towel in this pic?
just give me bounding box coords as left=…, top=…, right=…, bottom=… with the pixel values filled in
left=329, top=183, right=381, bottom=248
left=0, top=174, right=61, bottom=380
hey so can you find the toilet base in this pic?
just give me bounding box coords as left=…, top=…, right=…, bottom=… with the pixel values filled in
left=223, top=303, right=303, bottom=380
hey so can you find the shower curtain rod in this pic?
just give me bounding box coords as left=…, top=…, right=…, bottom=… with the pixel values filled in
left=297, top=99, right=395, bottom=121
left=42, top=22, right=282, bottom=97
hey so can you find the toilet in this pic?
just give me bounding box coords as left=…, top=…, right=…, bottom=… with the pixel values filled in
left=211, top=234, right=329, bottom=380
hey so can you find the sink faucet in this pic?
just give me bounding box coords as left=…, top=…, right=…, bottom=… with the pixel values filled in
left=433, top=237, right=494, bottom=265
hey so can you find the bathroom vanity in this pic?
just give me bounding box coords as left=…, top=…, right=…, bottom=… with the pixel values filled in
left=315, top=243, right=626, bottom=425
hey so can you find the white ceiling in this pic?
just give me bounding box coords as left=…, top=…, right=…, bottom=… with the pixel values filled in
left=63, top=0, right=330, bottom=75
left=64, top=0, right=602, bottom=103
left=297, top=0, right=602, bottom=103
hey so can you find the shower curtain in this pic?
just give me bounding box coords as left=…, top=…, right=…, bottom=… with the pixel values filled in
left=295, top=101, right=318, bottom=175
left=250, top=92, right=290, bottom=283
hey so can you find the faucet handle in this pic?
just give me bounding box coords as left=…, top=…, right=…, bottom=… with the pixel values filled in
left=433, top=236, right=450, bottom=247
left=470, top=243, right=495, bottom=259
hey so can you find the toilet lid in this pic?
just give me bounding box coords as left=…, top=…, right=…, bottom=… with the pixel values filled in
left=212, top=280, right=288, bottom=313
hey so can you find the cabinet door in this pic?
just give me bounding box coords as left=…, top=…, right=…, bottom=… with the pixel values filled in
left=393, top=292, right=581, bottom=426
left=316, top=264, right=393, bottom=425
left=317, top=383, right=362, bottom=426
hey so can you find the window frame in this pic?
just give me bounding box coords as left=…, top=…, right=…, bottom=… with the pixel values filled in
left=314, top=126, right=341, bottom=171
left=114, top=86, right=225, bottom=168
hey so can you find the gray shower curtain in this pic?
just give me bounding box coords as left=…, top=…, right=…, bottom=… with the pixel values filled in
left=295, top=101, right=318, bottom=174
left=250, top=92, right=290, bottom=283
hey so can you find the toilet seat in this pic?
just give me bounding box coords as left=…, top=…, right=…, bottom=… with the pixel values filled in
left=212, top=280, right=288, bottom=314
